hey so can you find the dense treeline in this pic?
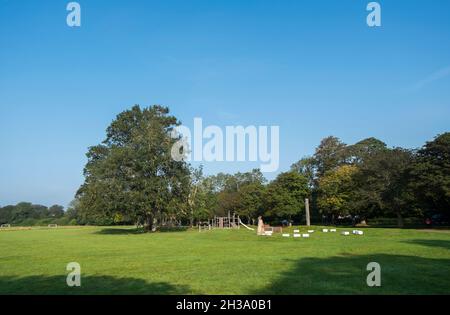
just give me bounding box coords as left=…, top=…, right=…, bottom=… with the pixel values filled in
left=170, top=133, right=449, bottom=228
left=73, top=105, right=449, bottom=229
left=293, top=135, right=450, bottom=227
left=1, top=105, right=448, bottom=229
left=0, top=202, right=70, bottom=226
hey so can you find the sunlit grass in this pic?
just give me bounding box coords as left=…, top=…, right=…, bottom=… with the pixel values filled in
left=0, top=226, right=449, bottom=294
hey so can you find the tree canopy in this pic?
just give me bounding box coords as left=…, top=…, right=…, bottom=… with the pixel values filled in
left=76, top=105, right=191, bottom=231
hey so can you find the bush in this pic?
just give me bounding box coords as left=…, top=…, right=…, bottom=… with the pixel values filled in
left=368, top=217, right=424, bottom=227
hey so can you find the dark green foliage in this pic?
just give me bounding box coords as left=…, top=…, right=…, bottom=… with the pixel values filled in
left=0, top=202, right=67, bottom=226
left=76, top=105, right=191, bottom=231
left=264, top=171, right=310, bottom=222
left=291, top=133, right=449, bottom=227
left=352, top=148, right=418, bottom=227
left=410, top=133, right=450, bottom=216
left=345, top=137, right=388, bottom=164
left=313, top=136, right=347, bottom=177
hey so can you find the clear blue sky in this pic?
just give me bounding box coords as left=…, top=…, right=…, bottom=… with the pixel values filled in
left=1, top=0, right=449, bottom=207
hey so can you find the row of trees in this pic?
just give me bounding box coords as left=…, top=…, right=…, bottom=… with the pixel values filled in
left=184, top=168, right=309, bottom=225
left=2, top=105, right=447, bottom=229
left=293, top=134, right=449, bottom=227
left=72, top=105, right=312, bottom=229
left=0, top=202, right=68, bottom=226
left=165, top=132, right=449, bottom=228
left=72, top=105, right=449, bottom=229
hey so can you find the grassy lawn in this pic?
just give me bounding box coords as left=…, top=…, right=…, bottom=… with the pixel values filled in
left=0, top=226, right=449, bottom=295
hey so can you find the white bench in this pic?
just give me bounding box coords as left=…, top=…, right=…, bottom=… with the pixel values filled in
left=322, top=229, right=329, bottom=233
left=302, top=234, right=310, bottom=238
left=341, top=231, right=350, bottom=236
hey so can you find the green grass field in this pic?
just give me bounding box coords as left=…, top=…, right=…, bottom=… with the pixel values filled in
left=0, top=226, right=449, bottom=295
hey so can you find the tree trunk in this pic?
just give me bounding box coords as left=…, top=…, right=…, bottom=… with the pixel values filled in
left=145, top=214, right=158, bottom=232
left=397, top=212, right=404, bottom=228
left=145, top=215, right=153, bottom=232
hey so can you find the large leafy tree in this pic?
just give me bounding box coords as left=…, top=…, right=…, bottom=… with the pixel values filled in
left=209, top=169, right=266, bottom=218
left=264, top=171, right=310, bottom=222
left=317, top=165, right=358, bottom=222
left=411, top=133, right=450, bottom=216
left=345, top=137, right=387, bottom=164
left=236, top=182, right=266, bottom=224
left=353, top=148, right=416, bottom=227
left=313, top=136, right=347, bottom=177
left=76, top=105, right=191, bottom=231
left=291, top=156, right=316, bottom=189
left=186, top=166, right=216, bottom=225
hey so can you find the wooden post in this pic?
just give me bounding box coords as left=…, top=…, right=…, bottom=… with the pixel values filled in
left=305, top=198, right=311, bottom=227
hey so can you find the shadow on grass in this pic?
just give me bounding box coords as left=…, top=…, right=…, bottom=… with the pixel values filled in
left=95, top=227, right=190, bottom=235
left=95, top=228, right=145, bottom=235
left=364, top=226, right=446, bottom=230
left=0, top=275, right=191, bottom=295
left=158, top=226, right=190, bottom=233
left=403, top=239, right=450, bottom=251
left=253, top=254, right=450, bottom=295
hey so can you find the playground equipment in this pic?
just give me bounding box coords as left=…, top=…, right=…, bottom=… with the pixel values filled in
left=200, top=212, right=255, bottom=231
left=211, top=212, right=240, bottom=229
left=238, top=219, right=254, bottom=231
